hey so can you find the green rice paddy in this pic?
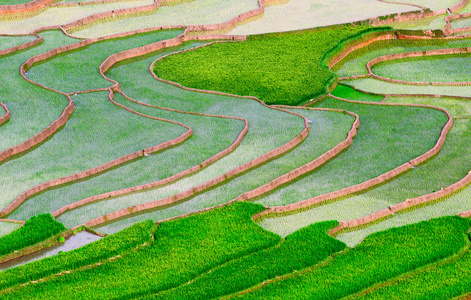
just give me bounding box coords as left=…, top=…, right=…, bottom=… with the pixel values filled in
left=0, top=222, right=19, bottom=238
left=0, top=35, right=36, bottom=51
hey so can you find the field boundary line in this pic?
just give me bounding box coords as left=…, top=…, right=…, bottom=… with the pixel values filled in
left=252, top=94, right=453, bottom=220
left=51, top=87, right=249, bottom=217
left=0, top=103, right=11, bottom=127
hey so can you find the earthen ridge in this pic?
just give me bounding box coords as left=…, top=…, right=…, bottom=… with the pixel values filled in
left=252, top=95, right=453, bottom=221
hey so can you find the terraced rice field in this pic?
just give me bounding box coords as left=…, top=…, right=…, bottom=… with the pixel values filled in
left=1, top=0, right=471, bottom=298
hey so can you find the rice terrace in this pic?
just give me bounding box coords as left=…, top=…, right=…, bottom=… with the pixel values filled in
left=2, top=0, right=471, bottom=298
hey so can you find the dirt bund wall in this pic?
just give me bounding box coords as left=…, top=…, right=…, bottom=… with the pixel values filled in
left=252, top=95, right=453, bottom=221
left=367, top=47, right=471, bottom=86
left=0, top=89, right=194, bottom=218
left=330, top=170, right=471, bottom=235
left=238, top=107, right=359, bottom=204
left=61, top=0, right=270, bottom=34
left=0, top=96, right=74, bottom=165
left=52, top=90, right=250, bottom=217
left=77, top=45, right=311, bottom=228
left=0, top=0, right=54, bottom=14
left=0, top=34, right=42, bottom=57
left=0, top=102, right=11, bottom=127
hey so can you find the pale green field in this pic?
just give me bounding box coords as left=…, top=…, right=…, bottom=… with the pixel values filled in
left=253, top=97, right=447, bottom=207
left=344, top=78, right=471, bottom=97
left=0, top=0, right=153, bottom=35
left=0, top=222, right=19, bottom=238
left=94, top=107, right=354, bottom=234
left=0, top=35, right=36, bottom=51
left=390, top=14, right=447, bottom=30
left=382, top=0, right=458, bottom=10
left=334, top=38, right=471, bottom=78
left=450, top=17, right=471, bottom=29
left=0, top=30, right=76, bottom=152
left=372, top=55, right=471, bottom=83
left=386, top=96, right=471, bottom=118
left=72, top=0, right=257, bottom=38
left=54, top=56, right=305, bottom=229
left=226, top=0, right=414, bottom=36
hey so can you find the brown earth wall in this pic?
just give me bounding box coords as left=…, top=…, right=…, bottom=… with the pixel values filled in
left=0, top=34, right=42, bottom=57
left=252, top=95, right=453, bottom=221
left=0, top=0, right=54, bottom=14
left=330, top=170, right=471, bottom=235
left=367, top=47, right=471, bottom=86
left=51, top=90, right=249, bottom=217
left=235, top=107, right=359, bottom=203
left=0, top=89, right=193, bottom=218
left=0, top=103, right=11, bottom=127
left=77, top=46, right=311, bottom=227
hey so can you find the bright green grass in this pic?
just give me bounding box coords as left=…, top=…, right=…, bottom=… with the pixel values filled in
left=0, top=30, right=76, bottom=152
left=0, top=0, right=154, bottom=35
left=226, top=0, right=414, bottom=36
left=149, top=221, right=346, bottom=300
left=0, top=35, right=36, bottom=51
left=238, top=216, right=471, bottom=300
left=47, top=47, right=303, bottom=230
left=1, top=91, right=185, bottom=212
left=154, top=25, right=378, bottom=106
left=372, top=54, right=471, bottom=83
left=334, top=38, right=471, bottom=78
left=0, top=214, right=65, bottom=257
left=331, top=84, right=383, bottom=102
left=253, top=97, right=448, bottom=207
left=0, top=222, right=19, bottom=238
left=27, top=29, right=183, bottom=93
left=0, top=202, right=280, bottom=299
left=347, top=246, right=471, bottom=299
left=72, top=0, right=257, bottom=38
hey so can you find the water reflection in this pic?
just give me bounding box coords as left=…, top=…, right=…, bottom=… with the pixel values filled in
left=0, top=231, right=102, bottom=270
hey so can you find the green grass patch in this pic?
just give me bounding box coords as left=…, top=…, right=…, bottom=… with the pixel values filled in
left=154, top=25, right=384, bottom=106
left=330, top=84, right=383, bottom=102
left=0, top=202, right=280, bottom=299
left=0, top=214, right=65, bottom=257
left=147, top=221, right=345, bottom=300
left=0, top=35, right=36, bottom=51
left=0, top=220, right=153, bottom=290
left=237, top=216, right=471, bottom=300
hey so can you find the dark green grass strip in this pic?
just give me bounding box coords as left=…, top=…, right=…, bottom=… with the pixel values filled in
left=143, top=221, right=345, bottom=300
left=0, top=214, right=65, bottom=257
left=236, top=216, right=471, bottom=300
left=154, top=25, right=385, bottom=106
left=0, top=202, right=280, bottom=299
left=0, top=220, right=153, bottom=290
left=330, top=85, right=383, bottom=102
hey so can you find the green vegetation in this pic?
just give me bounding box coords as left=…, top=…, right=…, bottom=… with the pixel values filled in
left=149, top=221, right=345, bottom=300
left=330, top=84, right=383, bottom=102
left=347, top=248, right=471, bottom=299
left=1, top=202, right=280, bottom=299
left=0, top=214, right=65, bottom=257
left=237, top=216, right=471, bottom=300
left=372, top=54, right=471, bottom=83
left=0, top=220, right=153, bottom=290
left=154, top=25, right=386, bottom=106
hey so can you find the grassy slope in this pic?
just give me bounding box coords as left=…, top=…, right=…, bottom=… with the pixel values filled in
left=1, top=202, right=280, bottom=299
left=330, top=84, right=383, bottom=102
left=238, top=216, right=471, bottom=300
left=149, top=221, right=346, bottom=300
left=154, top=25, right=378, bottom=106
left=254, top=97, right=448, bottom=207
left=0, top=35, right=36, bottom=51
